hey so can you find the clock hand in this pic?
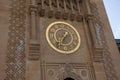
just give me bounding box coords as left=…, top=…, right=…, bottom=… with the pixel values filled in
left=56, top=31, right=69, bottom=48
left=59, top=32, right=68, bottom=45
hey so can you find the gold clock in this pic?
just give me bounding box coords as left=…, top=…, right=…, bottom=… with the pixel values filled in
left=46, top=21, right=81, bottom=54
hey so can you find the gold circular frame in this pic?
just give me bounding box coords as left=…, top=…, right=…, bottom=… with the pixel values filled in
left=46, top=21, right=81, bottom=54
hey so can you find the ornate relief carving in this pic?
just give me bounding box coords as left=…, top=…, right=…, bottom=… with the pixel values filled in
left=90, top=2, right=101, bottom=24
left=94, top=23, right=104, bottom=62
left=90, top=2, right=118, bottom=80
left=69, top=13, right=75, bottom=21
left=45, top=63, right=94, bottom=80
left=55, top=11, right=61, bottom=19
left=95, top=24, right=103, bottom=47
left=47, top=10, right=54, bottom=18
left=80, top=69, right=88, bottom=78
left=38, top=0, right=83, bottom=22
left=76, top=14, right=83, bottom=22
left=103, top=45, right=118, bottom=80
left=85, top=14, right=103, bottom=62
left=5, top=0, right=26, bottom=80
left=47, top=69, right=55, bottom=76
left=62, top=12, right=69, bottom=20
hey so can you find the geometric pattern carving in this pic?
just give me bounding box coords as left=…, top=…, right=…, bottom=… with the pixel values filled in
left=95, top=23, right=103, bottom=48
left=103, top=47, right=118, bottom=80
left=94, top=23, right=103, bottom=62
left=90, top=2, right=118, bottom=80
left=5, top=0, right=26, bottom=80
left=46, top=63, right=94, bottom=80
left=90, top=2, right=102, bottom=24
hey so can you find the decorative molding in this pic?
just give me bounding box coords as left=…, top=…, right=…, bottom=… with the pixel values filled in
left=29, top=4, right=38, bottom=12
left=76, top=14, right=83, bottom=22
left=38, top=0, right=83, bottom=22
left=28, top=1, right=40, bottom=60
left=69, top=13, right=75, bottom=21
left=95, top=23, right=103, bottom=48
left=44, top=63, right=95, bottom=80
left=29, top=43, right=40, bottom=60
left=94, top=48, right=103, bottom=62
left=55, top=10, right=61, bottom=19
left=29, top=4, right=38, bottom=40
left=85, top=14, right=94, bottom=21
left=85, top=2, right=104, bottom=62
left=85, top=14, right=103, bottom=63
left=5, top=0, right=26, bottom=80
left=94, top=23, right=104, bottom=62
left=47, top=10, right=54, bottom=18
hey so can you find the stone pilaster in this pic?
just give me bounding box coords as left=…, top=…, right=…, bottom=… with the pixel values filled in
left=29, top=0, right=40, bottom=60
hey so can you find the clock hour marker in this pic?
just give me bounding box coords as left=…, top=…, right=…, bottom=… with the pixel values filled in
left=64, top=46, right=67, bottom=50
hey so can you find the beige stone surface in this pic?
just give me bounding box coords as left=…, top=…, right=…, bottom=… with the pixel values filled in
left=0, top=0, right=120, bottom=80
left=0, top=0, right=10, bottom=80
left=95, top=0, right=120, bottom=79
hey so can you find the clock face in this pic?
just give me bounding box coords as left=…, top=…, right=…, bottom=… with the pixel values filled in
left=46, top=21, right=81, bottom=54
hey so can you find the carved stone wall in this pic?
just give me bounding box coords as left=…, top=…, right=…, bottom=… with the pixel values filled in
left=43, top=63, right=95, bottom=80
left=90, top=1, right=118, bottom=80
left=0, top=0, right=119, bottom=80
left=37, top=0, right=83, bottom=21
left=5, top=0, right=26, bottom=80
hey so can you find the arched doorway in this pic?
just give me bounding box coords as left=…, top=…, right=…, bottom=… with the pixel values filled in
left=64, top=77, right=75, bottom=80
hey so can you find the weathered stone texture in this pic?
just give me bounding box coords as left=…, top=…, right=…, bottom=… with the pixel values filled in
left=0, top=0, right=120, bottom=80
left=0, top=0, right=10, bottom=80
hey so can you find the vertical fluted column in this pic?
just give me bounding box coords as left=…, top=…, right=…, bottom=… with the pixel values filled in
left=84, top=0, right=97, bottom=47
left=42, top=0, right=44, bottom=8
left=63, top=0, right=68, bottom=19
left=31, top=9, right=37, bottom=40
left=49, top=0, right=52, bottom=10
left=86, top=15, right=97, bottom=47
left=56, top=0, right=60, bottom=9
left=77, top=0, right=81, bottom=14
left=76, top=0, right=83, bottom=21
left=29, top=0, right=37, bottom=41
left=29, top=0, right=40, bottom=60
left=55, top=0, right=62, bottom=19
left=70, top=0, right=74, bottom=12
left=63, top=0, right=67, bottom=11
